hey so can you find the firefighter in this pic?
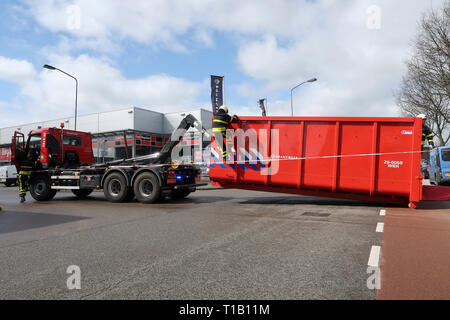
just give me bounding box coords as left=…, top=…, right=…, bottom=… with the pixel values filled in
left=18, top=152, right=38, bottom=203
left=212, top=105, right=238, bottom=160
left=418, top=114, right=435, bottom=150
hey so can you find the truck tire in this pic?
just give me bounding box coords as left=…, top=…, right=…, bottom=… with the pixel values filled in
left=103, top=172, right=129, bottom=203
left=133, top=172, right=161, bottom=204
left=30, top=175, right=57, bottom=201
left=170, top=189, right=191, bottom=200
left=72, top=189, right=93, bottom=198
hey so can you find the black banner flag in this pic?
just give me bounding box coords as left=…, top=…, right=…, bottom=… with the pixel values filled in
left=210, top=75, right=224, bottom=115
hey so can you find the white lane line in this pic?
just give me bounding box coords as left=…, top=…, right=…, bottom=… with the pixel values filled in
left=379, top=209, right=386, bottom=216
left=368, top=246, right=381, bottom=267
left=376, top=222, right=384, bottom=233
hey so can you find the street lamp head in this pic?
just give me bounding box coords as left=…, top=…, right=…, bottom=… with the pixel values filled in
left=42, top=64, right=78, bottom=130
left=290, top=77, right=317, bottom=116
left=43, top=64, right=56, bottom=70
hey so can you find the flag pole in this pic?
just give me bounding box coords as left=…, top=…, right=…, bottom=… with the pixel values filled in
left=222, top=76, right=226, bottom=106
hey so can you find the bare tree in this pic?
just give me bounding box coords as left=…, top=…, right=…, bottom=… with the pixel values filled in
left=396, top=0, right=450, bottom=146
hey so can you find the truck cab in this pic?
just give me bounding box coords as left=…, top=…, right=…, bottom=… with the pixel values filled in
left=429, top=146, right=450, bottom=185
left=12, top=127, right=93, bottom=170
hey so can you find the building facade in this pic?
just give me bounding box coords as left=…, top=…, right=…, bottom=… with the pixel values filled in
left=0, top=107, right=213, bottom=166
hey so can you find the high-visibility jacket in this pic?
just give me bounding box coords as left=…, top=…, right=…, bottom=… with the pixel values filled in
left=19, top=159, right=37, bottom=175
left=422, top=125, right=434, bottom=147
left=212, top=110, right=237, bottom=134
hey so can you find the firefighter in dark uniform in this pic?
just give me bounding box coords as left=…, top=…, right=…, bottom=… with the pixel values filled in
left=418, top=114, right=434, bottom=150
left=212, top=105, right=238, bottom=160
left=18, top=151, right=38, bottom=203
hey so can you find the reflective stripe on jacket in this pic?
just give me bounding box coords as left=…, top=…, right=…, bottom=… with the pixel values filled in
left=19, top=159, right=37, bottom=173
left=212, top=110, right=237, bottom=130
left=422, top=125, right=434, bottom=144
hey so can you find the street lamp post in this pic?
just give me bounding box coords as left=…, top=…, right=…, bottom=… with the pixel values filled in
left=43, top=64, right=78, bottom=130
left=290, top=78, right=317, bottom=116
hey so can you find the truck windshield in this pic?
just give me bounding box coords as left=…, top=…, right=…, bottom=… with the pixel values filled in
left=441, top=150, right=450, bottom=162
left=29, top=134, right=42, bottom=149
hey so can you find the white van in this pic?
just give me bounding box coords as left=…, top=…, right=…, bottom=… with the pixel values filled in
left=0, top=165, right=18, bottom=187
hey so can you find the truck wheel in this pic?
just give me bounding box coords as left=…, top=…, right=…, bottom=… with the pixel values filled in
left=30, top=175, right=57, bottom=201
left=72, top=189, right=93, bottom=198
left=103, top=173, right=129, bottom=203
left=170, top=189, right=191, bottom=199
left=133, top=172, right=161, bottom=204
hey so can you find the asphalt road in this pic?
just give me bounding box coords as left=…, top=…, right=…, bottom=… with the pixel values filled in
left=0, top=185, right=384, bottom=300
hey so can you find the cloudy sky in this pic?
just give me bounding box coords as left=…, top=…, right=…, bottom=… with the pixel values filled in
left=0, top=0, right=445, bottom=127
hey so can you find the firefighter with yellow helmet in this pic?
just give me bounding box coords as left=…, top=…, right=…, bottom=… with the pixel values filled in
left=212, top=105, right=237, bottom=160
left=417, top=114, right=434, bottom=149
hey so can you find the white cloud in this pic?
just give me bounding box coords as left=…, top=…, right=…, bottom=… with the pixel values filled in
left=0, top=54, right=207, bottom=127
left=20, top=0, right=324, bottom=53
left=235, top=0, right=444, bottom=117
left=11, top=0, right=447, bottom=119
left=0, top=56, right=36, bottom=83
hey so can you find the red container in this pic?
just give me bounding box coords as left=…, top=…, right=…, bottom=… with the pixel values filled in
left=209, top=116, right=424, bottom=208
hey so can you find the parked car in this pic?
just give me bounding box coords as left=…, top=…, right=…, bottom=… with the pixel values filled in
left=429, top=146, right=450, bottom=185
left=0, top=165, right=18, bottom=187
left=421, top=159, right=430, bottom=179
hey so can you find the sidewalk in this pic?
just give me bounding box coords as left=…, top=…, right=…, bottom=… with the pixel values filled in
left=377, top=202, right=450, bottom=299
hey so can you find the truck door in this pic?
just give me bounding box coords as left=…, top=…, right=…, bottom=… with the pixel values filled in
left=11, top=131, right=25, bottom=171
left=42, top=133, right=60, bottom=166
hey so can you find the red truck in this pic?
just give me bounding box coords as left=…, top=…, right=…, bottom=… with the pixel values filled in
left=12, top=115, right=206, bottom=203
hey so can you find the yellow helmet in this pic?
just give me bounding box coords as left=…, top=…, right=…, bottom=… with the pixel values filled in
left=219, top=105, right=228, bottom=113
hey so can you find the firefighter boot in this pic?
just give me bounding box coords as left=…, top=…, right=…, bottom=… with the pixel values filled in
left=20, top=195, right=26, bottom=203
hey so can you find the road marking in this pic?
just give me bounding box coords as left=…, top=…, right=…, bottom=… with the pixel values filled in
left=376, top=222, right=384, bottom=233
left=368, top=245, right=381, bottom=267
left=379, top=209, right=386, bottom=216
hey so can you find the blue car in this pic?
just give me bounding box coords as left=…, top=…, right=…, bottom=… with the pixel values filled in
left=429, top=146, right=450, bottom=185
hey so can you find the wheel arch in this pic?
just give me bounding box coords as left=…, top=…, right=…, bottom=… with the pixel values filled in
left=131, top=168, right=162, bottom=187
left=101, top=168, right=131, bottom=188
left=29, top=172, right=56, bottom=201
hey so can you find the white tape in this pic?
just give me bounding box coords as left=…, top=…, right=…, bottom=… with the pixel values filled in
left=201, top=150, right=426, bottom=166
